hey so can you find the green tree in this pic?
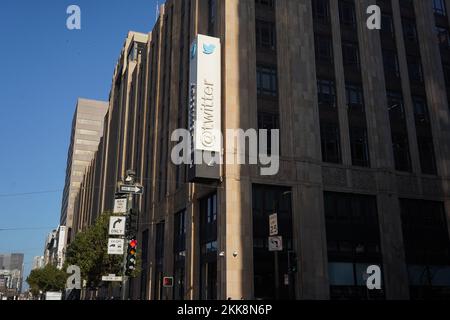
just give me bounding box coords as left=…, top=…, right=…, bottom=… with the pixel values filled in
left=26, top=265, right=67, bottom=296
left=65, top=212, right=124, bottom=288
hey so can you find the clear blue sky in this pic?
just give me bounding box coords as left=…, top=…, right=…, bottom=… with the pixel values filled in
left=0, top=0, right=158, bottom=289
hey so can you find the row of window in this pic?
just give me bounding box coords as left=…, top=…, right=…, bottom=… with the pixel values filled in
left=325, top=192, right=450, bottom=299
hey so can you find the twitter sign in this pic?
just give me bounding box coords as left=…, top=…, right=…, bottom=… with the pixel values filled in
left=188, top=34, right=221, bottom=181
left=188, top=35, right=221, bottom=154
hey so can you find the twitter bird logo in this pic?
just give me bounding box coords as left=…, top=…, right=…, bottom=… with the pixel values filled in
left=191, top=43, right=197, bottom=60
left=203, top=43, right=216, bottom=55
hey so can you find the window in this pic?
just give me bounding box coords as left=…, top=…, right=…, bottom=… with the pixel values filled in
left=392, top=133, right=411, bottom=172
left=320, top=123, right=341, bottom=164
left=255, top=0, right=274, bottom=8
left=444, top=64, right=450, bottom=86
left=400, top=199, right=450, bottom=298
left=75, top=139, right=98, bottom=146
left=381, top=14, right=394, bottom=38
left=257, top=65, right=278, bottom=97
left=346, top=84, right=364, bottom=110
left=312, top=0, right=330, bottom=24
left=252, top=185, right=294, bottom=300
left=402, top=18, right=418, bottom=43
left=317, top=79, right=336, bottom=108
left=200, top=193, right=218, bottom=300
left=387, top=92, right=405, bottom=120
left=417, top=137, right=437, bottom=175
left=350, top=127, right=370, bottom=167
left=413, top=97, right=429, bottom=123
left=433, top=0, right=447, bottom=16
left=78, top=119, right=102, bottom=126
left=256, top=20, right=276, bottom=50
left=127, top=42, right=138, bottom=61
left=258, top=112, right=280, bottom=155
left=324, top=192, right=383, bottom=300
left=154, top=222, right=165, bottom=300
left=435, top=26, right=450, bottom=49
left=315, top=36, right=333, bottom=64
left=208, top=0, right=217, bottom=36
left=342, top=42, right=360, bottom=67
left=77, top=129, right=98, bottom=136
left=74, top=150, right=94, bottom=156
left=383, top=50, right=400, bottom=77
left=174, top=211, right=186, bottom=300
left=408, top=59, right=423, bottom=83
left=174, top=210, right=186, bottom=254
left=339, top=0, right=356, bottom=28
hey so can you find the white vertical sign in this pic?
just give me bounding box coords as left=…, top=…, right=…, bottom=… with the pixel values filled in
left=269, top=213, right=278, bottom=236
left=113, top=198, right=127, bottom=214
left=189, top=34, right=222, bottom=153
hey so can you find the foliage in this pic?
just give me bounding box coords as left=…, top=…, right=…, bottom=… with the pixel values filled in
left=65, top=212, right=123, bottom=288
left=26, top=264, right=67, bottom=295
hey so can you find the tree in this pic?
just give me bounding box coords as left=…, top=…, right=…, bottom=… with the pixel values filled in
left=65, top=212, right=123, bottom=288
left=26, top=265, right=67, bottom=296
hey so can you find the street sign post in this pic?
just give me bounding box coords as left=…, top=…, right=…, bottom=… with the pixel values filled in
left=107, top=238, right=125, bottom=255
left=113, top=198, right=127, bottom=214
left=102, top=275, right=123, bottom=282
left=109, top=217, right=126, bottom=236
left=269, top=213, right=278, bottom=236
left=118, top=184, right=144, bottom=195
left=268, top=236, right=283, bottom=252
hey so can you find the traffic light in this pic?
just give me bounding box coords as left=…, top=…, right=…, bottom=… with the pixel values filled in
left=125, top=239, right=138, bottom=276
left=288, top=251, right=297, bottom=273
left=126, top=209, right=138, bottom=239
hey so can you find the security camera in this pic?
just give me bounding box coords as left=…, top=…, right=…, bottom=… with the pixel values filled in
left=233, top=251, right=238, bottom=258
left=219, top=251, right=225, bottom=257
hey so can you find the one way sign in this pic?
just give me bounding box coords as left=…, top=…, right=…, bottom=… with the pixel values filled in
left=119, top=184, right=144, bottom=195
left=109, top=217, right=126, bottom=236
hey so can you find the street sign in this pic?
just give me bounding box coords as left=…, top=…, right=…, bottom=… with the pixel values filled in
left=109, top=216, right=126, bottom=236
left=102, top=274, right=123, bottom=282
left=268, top=236, right=283, bottom=252
left=113, top=198, right=127, bottom=214
left=107, top=238, right=125, bottom=255
left=119, top=184, right=144, bottom=195
left=269, top=213, right=278, bottom=236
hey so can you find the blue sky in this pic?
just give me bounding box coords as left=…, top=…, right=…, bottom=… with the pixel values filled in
left=0, top=0, right=158, bottom=289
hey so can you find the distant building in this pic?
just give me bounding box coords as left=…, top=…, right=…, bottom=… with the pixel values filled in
left=32, top=256, right=44, bottom=270
left=0, top=254, right=24, bottom=297
left=60, top=98, right=108, bottom=247
left=43, top=226, right=66, bottom=269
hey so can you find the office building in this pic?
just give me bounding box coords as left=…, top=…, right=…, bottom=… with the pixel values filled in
left=72, top=0, right=450, bottom=300
left=0, top=253, right=24, bottom=297
left=60, top=98, right=108, bottom=246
